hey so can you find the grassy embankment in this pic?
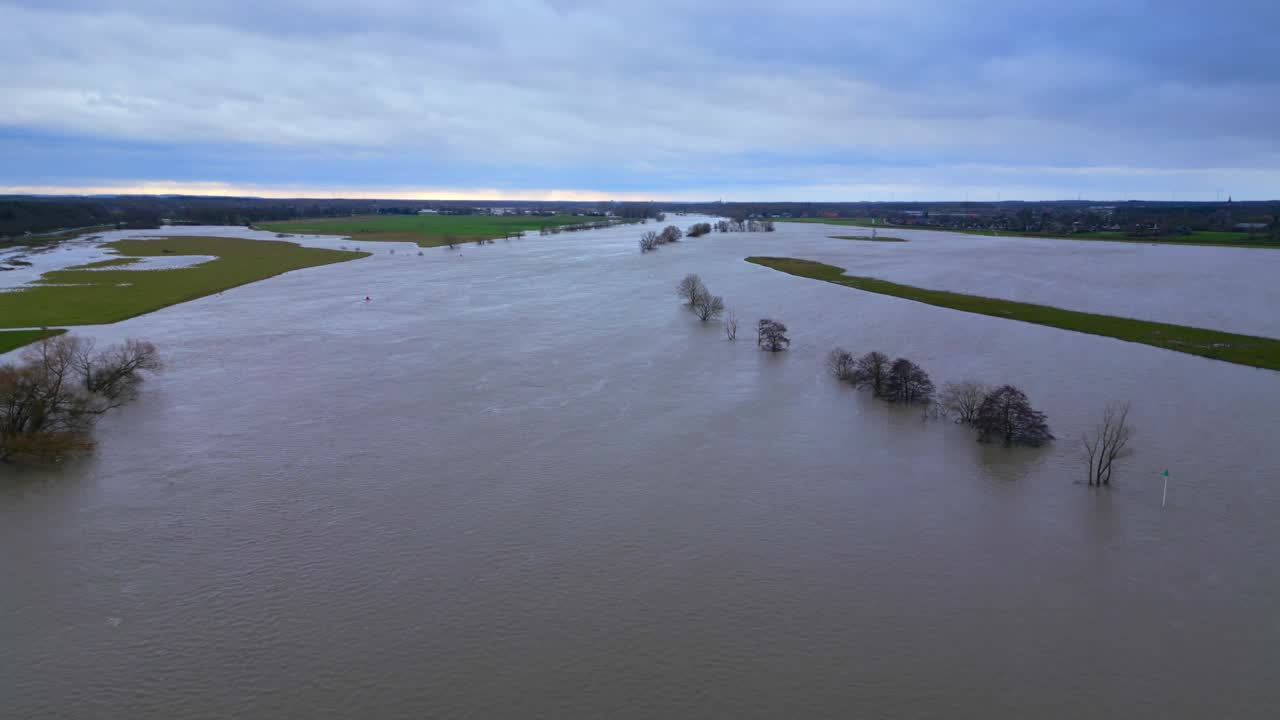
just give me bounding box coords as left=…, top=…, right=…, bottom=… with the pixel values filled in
left=258, top=214, right=624, bottom=247
left=0, top=329, right=67, bottom=355
left=0, top=237, right=369, bottom=343
left=831, top=235, right=907, bottom=243
left=746, top=256, right=1280, bottom=372
left=783, top=217, right=1273, bottom=249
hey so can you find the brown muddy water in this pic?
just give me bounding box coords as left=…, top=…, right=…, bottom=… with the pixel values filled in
left=3, top=219, right=1278, bottom=718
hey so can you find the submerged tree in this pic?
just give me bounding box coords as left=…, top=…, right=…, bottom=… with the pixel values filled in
left=883, top=357, right=934, bottom=404
left=756, top=319, right=790, bottom=351
left=686, top=223, right=712, bottom=237
left=0, top=336, right=161, bottom=461
left=723, top=310, right=738, bottom=340
left=1082, top=402, right=1134, bottom=486
left=660, top=225, right=684, bottom=243
left=677, top=273, right=706, bottom=306
left=77, top=338, right=162, bottom=406
left=849, top=351, right=890, bottom=396
left=974, top=385, right=1053, bottom=446
left=639, top=231, right=659, bottom=252
left=937, top=380, right=990, bottom=424
left=693, top=290, right=725, bottom=322
left=825, top=348, right=857, bottom=382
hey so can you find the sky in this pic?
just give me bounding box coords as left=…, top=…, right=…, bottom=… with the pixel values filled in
left=1, top=0, right=1277, bottom=201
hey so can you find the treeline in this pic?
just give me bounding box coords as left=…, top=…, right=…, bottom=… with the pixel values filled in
left=662, top=199, right=1279, bottom=242
left=714, top=219, right=774, bottom=233
left=540, top=219, right=630, bottom=236
left=826, top=349, right=1053, bottom=445
left=0, top=196, right=667, bottom=239
left=0, top=198, right=160, bottom=237
left=675, top=273, right=790, bottom=350
left=668, top=272, right=1137, bottom=484
left=638, top=219, right=774, bottom=253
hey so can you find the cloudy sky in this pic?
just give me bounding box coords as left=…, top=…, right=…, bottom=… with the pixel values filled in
left=2, top=0, right=1276, bottom=201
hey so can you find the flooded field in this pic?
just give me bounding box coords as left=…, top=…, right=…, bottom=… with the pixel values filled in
left=3, top=219, right=1278, bottom=718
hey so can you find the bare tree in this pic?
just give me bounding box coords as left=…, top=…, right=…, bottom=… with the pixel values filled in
left=1082, top=402, right=1133, bottom=486
left=756, top=319, right=790, bottom=351
left=75, top=338, right=162, bottom=408
left=639, top=231, right=659, bottom=252
left=883, top=357, right=934, bottom=404
left=0, top=336, right=161, bottom=461
left=677, top=274, right=706, bottom=306
left=723, top=310, right=738, bottom=340
left=686, top=223, right=712, bottom=237
left=849, top=351, right=890, bottom=396
left=974, top=385, right=1053, bottom=446
left=825, top=348, right=857, bottom=381
left=937, top=380, right=990, bottom=424
left=693, top=290, right=725, bottom=322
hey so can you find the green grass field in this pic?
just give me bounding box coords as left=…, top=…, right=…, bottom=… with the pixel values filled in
left=831, top=235, right=907, bottom=242
left=258, top=214, right=617, bottom=247
left=746, top=256, right=1280, bottom=372
left=0, top=236, right=369, bottom=329
left=0, top=328, right=67, bottom=355
left=782, top=218, right=1274, bottom=249
left=786, top=217, right=878, bottom=227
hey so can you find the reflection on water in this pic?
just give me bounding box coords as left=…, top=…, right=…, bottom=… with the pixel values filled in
left=2, top=218, right=1278, bottom=719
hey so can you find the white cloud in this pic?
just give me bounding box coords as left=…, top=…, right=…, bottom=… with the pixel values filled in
left=0, top=0, right=1276, bottom=198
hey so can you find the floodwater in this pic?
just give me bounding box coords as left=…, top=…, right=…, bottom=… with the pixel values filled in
left=3, top=219, right=1278, bottom=719
left=1, top=233, right=218, bottom=291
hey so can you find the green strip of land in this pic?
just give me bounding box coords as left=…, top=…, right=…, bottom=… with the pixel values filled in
left=782, top=218, right=1276, bottom=249
left=67, top=257, right=142, bottom=269
left=0, top=328, right=67, bottom=355
left=746, top=256, right=1280, bottom=371
left=0, top=236, right=369, bottom=328
left=258, top=214, right=625, bottom=247
left=831, top=235, right=907, bottom=243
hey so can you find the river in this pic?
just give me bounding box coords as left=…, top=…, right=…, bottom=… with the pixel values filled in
left=3, top=218, right=1278, bottom=718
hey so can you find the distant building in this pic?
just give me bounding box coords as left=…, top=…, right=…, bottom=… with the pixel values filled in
left=1235, top=222, right=1267, bottom=231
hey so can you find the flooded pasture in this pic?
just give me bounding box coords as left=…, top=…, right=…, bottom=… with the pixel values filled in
left=3, top=219, right=1278, bottom=718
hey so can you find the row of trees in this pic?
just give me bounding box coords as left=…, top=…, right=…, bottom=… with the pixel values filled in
left=675, top=274, right=791, bottom=350
left=715, top=219, right=775, bottom=233
left=826, top=349, right=1054, bottom=446
left=1, top=336, right=162, bottom=461
left=538, top=219, right=622, bottom=236
left=825, top=346, right=1135, bottom=483
left=640, top=218, right=781, bottom=253
left=640, top=225, right=685, bottom=252
left=673, top=278, right=1128, bottom=484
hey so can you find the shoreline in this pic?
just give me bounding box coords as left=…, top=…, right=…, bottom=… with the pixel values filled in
left=746, top=256, right=1280, bottom=372
left=782, top=218, right=1277, bottom=250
